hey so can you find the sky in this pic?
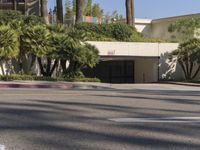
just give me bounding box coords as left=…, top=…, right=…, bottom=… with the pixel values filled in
left=48, top=0, right=200, bottom=19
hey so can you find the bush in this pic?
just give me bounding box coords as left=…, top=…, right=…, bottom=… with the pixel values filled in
left=0, top=10, right=22, bottom=25
left=75, top=23, right=140, bottom=41
left=0, top=74, right=100, bottom=82
left=75, top=22, right=165, bottom=42
left=67, top=77, right=100, bottom=82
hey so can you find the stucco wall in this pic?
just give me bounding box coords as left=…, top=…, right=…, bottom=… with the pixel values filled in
left=151, top=21, right=175, bottom=40
left=135, top=24, right=152, bottom=37
left=88, top=41, right=160, bottom=57
left=88, top=41, right=184, bottom=82
left=135, top=19, right=152, bottom=37
left=158, top=43, right=184, bottom=80
left=134, top=58, right=158, bottom=83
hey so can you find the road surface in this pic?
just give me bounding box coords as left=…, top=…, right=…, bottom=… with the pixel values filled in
left=0, top=84, right=200, bottom=150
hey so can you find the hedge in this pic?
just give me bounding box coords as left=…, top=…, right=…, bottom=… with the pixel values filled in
left=75, top=22, right=139, bottom=41
left=0, top=74, right=100, bottom=82
left=75, top=22, right=165, bottom=42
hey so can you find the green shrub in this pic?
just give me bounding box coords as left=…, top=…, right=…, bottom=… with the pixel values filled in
left=75, top=23, right=140, bottom=41
left=64, top=71, right=85, bottom=79
left=0, top=10, right=22, bottom=25
left=0, top=74, right=100, bottom=82
left=67, top=77, right=100, bottom=82
left=74, top=22, right=165, bottom=42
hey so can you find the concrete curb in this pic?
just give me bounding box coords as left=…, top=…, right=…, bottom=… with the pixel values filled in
left=0, top=81, right=113, bottom=90
left=159, top=81, right=200, bottom=87
left=1, top=81, right=200, bottom=90
left=0, top=82, right=75, bottom=89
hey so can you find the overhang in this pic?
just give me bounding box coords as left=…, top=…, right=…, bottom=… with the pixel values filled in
left=87, top=41, right=178, bottom=58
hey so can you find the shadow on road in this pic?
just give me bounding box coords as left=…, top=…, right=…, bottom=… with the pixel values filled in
left=0, top=94, right=199, bottom=150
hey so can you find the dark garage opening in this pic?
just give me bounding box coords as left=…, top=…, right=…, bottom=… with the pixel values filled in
left=83, top=60, right=135, bottom=83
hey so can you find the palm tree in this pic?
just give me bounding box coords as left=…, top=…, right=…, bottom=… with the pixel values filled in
left=76, top=0, right=85, bottom=24
left=0, top=25, right=19, bottom=74
left=41, top=0, right=49, bottom=24
left=131, top=0, right=135, bottom=25
left=56, top=0, right=64, bottom=23
left=125, top=0, right=134, bottom=26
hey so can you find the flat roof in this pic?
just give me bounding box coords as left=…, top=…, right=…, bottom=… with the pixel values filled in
left=152, top=13, right=200, bottom=23
left=135, top=18, right=152, bottom=24
left=135, top=13, right=200, bottom=24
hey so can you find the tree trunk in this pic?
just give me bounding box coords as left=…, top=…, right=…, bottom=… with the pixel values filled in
left=125, top=0, right=134, bottom=26
left=0, top=59, right=5, bottom=75
left=50, top=60, right=59, bottom=76
left=37, top=57, right=45, bottom=76
left=41, top=0, right=49, bottom=24
left=179, top=61, right=187, bottom=80
left=38, top=57, right=59, bottom=77
left=76, top=0, right=85, bottom=24
left=60, top=59, right=67, bottom=73
left=130, top=0, right=135, bottom=26
left=13, top=0, right=17, bottom=10
left=192, top=65, right=200, bottom=79
left=56, top=0, right=64, bottom=23
left=189, top=62, right=194, bottom=78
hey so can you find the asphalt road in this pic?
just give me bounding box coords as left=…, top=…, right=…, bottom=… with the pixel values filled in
left=0, top=84, right=200, bottom=150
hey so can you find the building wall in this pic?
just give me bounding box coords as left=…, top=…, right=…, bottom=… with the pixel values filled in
left=151, top=21, right=174, bottom=40
left=135, top=19, right=177, bottom=40
left=135, top=14, right=200, bottom=40
left=135, top=19, right=152, bottom=37
left=88, top=41, right=180, bottom=83
left=158, top=43, right=184, bottom=80
left=134, top=58, right=158, bottom=83
left=88, top=41, right=161, bottom=57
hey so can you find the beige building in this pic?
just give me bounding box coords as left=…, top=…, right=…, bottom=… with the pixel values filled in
left=85, top=41, right=181, bottom=83
left=135, top=13, right=200, bottom=40
left=84, top=14, right=200, bottom=83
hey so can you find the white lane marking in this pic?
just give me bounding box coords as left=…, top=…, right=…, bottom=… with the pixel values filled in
left=0, top=145, right=5, bottom=150
left=109, top=117, right=200, bottom=123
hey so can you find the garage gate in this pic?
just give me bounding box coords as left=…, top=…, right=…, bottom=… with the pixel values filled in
left=83, top=60, right=135, bottom=83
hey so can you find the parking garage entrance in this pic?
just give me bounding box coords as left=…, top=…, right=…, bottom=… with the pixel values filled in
left=83, top=60, right=135, bottom=83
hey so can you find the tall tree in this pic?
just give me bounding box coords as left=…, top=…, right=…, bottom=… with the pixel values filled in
left=72, top=0, right=76, bottom=16
left=91, top=3, right=103, bottom=18
left=84, top=0, right=92, bottom=16
left=65, top=0, right=72, bottom=17
left=131, top=0, right=135, bottom=25
left=170, top=38, right=200, bottom=80
left=41, top=0, right=49, bottom=24
left=65, top=0, right=73, bottom=24
left=75, top=0, right=85, bottom=24
left=56, top=0, right=64, bottom=23
left=125, top=0, right=134, bottom=26
left=0, top=25, right=19, bottom=74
